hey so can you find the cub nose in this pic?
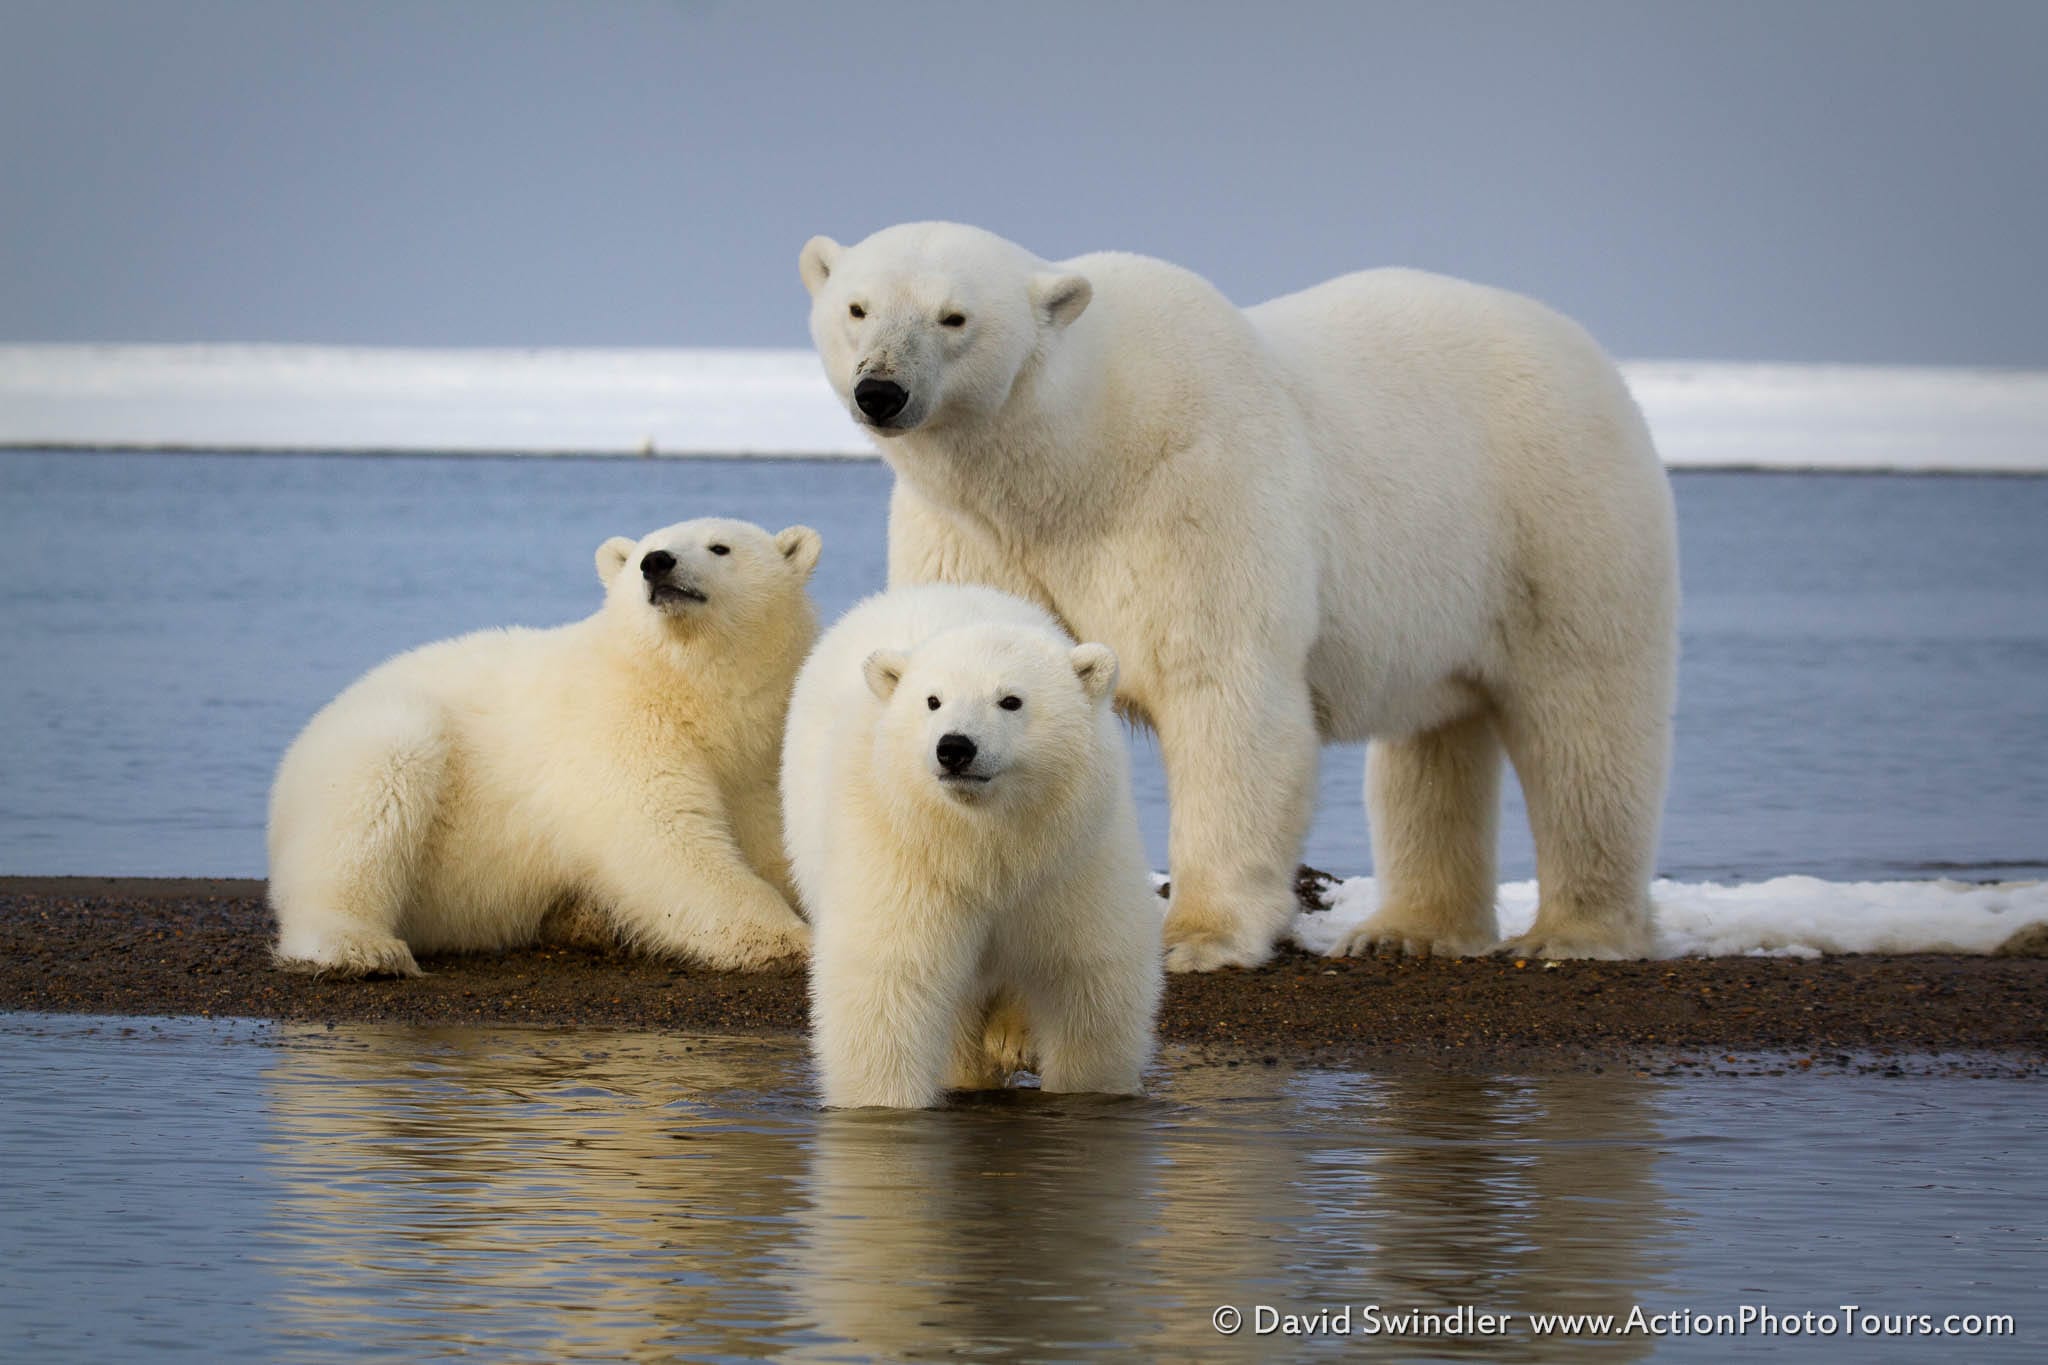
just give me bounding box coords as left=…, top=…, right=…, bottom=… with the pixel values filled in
left=640, top=550, right=676, bottom=580
left=854, top=377, right=909, bottom=423
left=935, top=732, right=977, bottom=773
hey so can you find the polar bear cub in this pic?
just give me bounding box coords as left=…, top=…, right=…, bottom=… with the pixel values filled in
left=269, top=517, right=821, bottom=977
left=785, top=584, right=1163, bottom=1109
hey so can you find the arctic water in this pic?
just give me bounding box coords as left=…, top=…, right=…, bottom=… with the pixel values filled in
left=1, top=1015, right=2040, bottom=1362
left=2, top=451, right=2043, bottom=884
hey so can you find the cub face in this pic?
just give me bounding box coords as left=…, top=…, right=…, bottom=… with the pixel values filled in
left=862, top=624, right=1117, bottom=812
left=799, top=222, right=1091, bottom=437
left=595, top=517, right=820, bottom=643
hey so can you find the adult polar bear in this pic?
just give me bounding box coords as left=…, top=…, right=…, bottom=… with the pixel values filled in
left=801, top=223, right=1678, bottom=970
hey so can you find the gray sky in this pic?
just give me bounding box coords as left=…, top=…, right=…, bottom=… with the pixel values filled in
left=3, top=0, right=2044, bottom=363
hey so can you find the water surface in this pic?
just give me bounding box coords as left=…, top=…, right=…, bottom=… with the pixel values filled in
left=2, top=451, right=2043, bottom=881
left=0, top=1016, right=2038, bottom=1361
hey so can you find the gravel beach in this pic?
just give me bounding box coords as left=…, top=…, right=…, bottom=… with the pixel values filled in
left=4, top=876, right=2043, bottom=1077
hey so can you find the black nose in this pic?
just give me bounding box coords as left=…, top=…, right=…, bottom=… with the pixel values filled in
left=936, top=732, right=977, bottom=773
left=640, top=550, right=675, bottom=580
left=854, top=377, right=909, bottom=423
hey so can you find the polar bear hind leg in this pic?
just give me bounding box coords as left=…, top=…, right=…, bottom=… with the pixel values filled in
left=270, top=698, right=448, bottom=977
left=1494, top=661, right=1667, bottom=960
left=1339, top=710, right=1505, bottom=958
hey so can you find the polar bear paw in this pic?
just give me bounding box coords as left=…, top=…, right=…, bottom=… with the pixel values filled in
left=701, top=917, right=813, bottom=973
left=1333, top=905, right=1495, bottom=960
left=1495, top=921, right=1652, bottom=961
left=1162, top=896, right=1280, bottom=973
left=275, top=930, right=423, bottom=978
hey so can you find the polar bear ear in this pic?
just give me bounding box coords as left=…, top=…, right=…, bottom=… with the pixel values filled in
left=799, top=236, right=842, bottom=296
left=1031, top=272, right=1092, bottom=329
left=1069, top=642, right=1118, bottom=703
left=775, top=525, right=822, bottom=579
left=596, top=536, right=637, bottom=585
left=862, top=649, right=907, bottom=702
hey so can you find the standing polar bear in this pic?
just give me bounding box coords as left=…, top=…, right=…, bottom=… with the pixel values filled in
left=269, top=517, right=821, bottom=976
left=802, top=222, right=1678, bottom=970
left=784, top=584, right=1163, bottom=1109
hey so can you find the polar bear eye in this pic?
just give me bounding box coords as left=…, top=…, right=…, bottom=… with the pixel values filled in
left=709, top=544, right=730, bottom=556
left=848, top=303, right=866, bottom=320
left=999, top=695, right=1022, bottom=711
left=940, top=312, right=967, bottom=328
left=926, top=695, right=941, bottom=711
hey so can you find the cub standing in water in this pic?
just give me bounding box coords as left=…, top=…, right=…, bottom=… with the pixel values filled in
left=784, top=584, right=1162, bottom=1109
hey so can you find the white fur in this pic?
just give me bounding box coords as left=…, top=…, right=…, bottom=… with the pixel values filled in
left=803, top=222, right=1679, bottom=968
left=268, top=518, right=822, bottom=976
left=784, top=584, right=1163, bottom=1109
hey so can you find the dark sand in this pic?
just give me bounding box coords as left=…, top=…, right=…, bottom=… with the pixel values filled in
left=3, top=875, right=2043, bottom=1077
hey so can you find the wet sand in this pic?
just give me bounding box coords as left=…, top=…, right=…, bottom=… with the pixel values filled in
left=3, top=876, right=2043, bottom=1076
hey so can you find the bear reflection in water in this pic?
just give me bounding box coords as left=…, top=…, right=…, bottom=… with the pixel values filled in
left=261, top=1028, right=1669, bottom=1361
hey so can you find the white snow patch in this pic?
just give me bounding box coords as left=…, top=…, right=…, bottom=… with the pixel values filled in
left=2, top=345, right=2045, bottom=471
left=1292, top=875, right=2048, bottom=959
left=0, top=345, right=869, bottom=458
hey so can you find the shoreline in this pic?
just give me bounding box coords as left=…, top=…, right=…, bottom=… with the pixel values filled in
left=3, top=877, right=2043, bottom=1077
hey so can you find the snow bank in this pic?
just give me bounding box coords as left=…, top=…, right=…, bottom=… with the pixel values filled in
left=1626, top=362, right=2048, bottom=473
left=1290, top=875, right=2048, bottom=959
left=0, top=345, right=868, bottom=458
left=3, top=344, right=2045, bottom=470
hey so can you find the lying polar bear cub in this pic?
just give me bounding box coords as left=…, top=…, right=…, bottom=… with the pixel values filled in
left=785, top=584, right=1163, bottom=1109
left=268, top=517, right=821, bottom=977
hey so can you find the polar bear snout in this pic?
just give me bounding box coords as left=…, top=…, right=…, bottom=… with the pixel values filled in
left=853, top=376, right=910, bottom=425
left=640, top=549, right=708, bottom=609
left=935, top=731, right=981, bottom=777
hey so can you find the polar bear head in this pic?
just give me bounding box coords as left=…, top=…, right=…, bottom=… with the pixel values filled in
left=861, top=622, right=1118, bottom=815
left=800, top=222, right=1091, bottom=437
left=595, top=517, right=820, bottom=648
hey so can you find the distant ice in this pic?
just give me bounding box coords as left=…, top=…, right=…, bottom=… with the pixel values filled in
left=0, top=345, right=868, bottom=458
left=3, top=344, right=2046, bottom=471
left=1291, top=875, right=2048, bottom=959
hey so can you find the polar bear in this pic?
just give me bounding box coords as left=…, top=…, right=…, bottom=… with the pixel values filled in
left=268, top=517, right=821, bottom=977
left=801, top=222, right=1679, bottom=970
left=784, top=584, right=1163, bottom=1109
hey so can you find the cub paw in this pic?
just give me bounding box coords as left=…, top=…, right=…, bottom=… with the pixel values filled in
left=275, top=931, right=422, bottom=978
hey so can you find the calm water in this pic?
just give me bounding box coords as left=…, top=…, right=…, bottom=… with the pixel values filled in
left=1, top=450, right=2044, bottom=880
left=0, top=1015, right=2038, bottom=1362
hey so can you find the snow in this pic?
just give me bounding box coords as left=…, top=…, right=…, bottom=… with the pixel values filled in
left=0, top=345, right=868, bottom=458
left=3, top=344, right=2045, bottom=471
left=1290, top=875, right=2048, bottom=959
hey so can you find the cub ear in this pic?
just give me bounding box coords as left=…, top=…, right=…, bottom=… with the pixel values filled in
left=596, top=536, right=637, bottom=585
left=799, top=235, right=842, bottom=296
left=862, top=649, right=908, bottom=702
left=775, top=525, right=822, bottom=579
left=1031, top=272, right=1092, bottom=328
left=1069, top=642, right=1118, bottom=703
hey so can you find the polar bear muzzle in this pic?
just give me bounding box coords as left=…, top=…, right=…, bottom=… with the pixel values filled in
left=935, top=732, right=986, bottom=782
left=640, top=550, right=708, bottom=608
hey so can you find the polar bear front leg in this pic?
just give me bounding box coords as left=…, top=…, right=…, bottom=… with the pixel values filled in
left=1157, top=681, right=1320, bottom=972
left=596, top=780, right=811, bottom=970
left=812, top=917, right=982, bottom=1109
left=1024, top=959, right=1156, bottom=1097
